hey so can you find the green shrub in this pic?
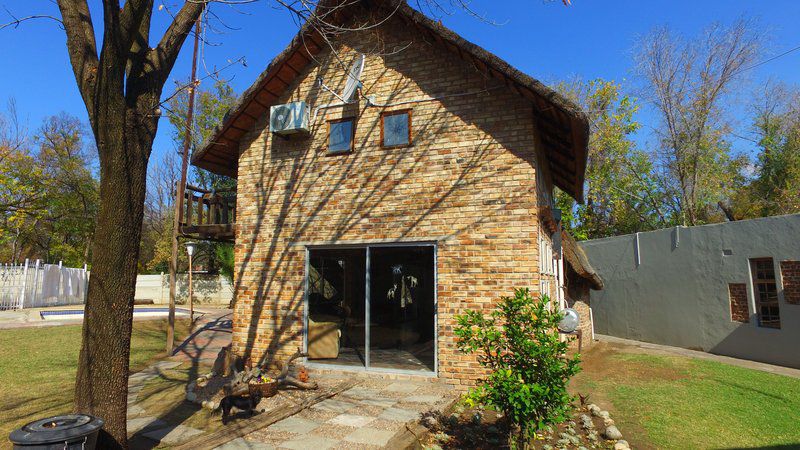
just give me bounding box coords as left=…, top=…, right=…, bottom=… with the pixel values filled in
left=454, top=288, right=581, bottom=446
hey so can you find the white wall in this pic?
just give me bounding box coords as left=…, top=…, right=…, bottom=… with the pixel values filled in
left=135, top=273, right=233, bottom=305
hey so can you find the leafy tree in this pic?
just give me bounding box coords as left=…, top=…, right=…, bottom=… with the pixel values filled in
left=0, top=112, right=98, bottom=266
left=554, top=79, right=666, bottom=239
left=734, top=82, right=800, bottom=218
left=455, top=290, right=581, bottom=447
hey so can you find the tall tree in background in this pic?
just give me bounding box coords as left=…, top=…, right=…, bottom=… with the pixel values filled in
left=555, top=79, right=665, bottom=239
left=0, top=111, right=98, bottom=265
left=636, top=20, right=759, bottom=225
left=735, top=82, right=800, bottom=218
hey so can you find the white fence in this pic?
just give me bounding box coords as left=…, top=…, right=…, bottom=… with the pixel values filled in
left=0, top=259, right=88, bottom=310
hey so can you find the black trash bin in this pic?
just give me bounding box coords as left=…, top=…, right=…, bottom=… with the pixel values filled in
left=8, top=414, right=104, bottom=450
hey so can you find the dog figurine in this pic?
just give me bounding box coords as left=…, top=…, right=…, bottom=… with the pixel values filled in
left=218, top=389, right=263, bottom=424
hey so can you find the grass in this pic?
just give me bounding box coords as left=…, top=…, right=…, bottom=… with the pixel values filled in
left=571, top=343, right=800, bottom=449
left=0, top=319, right=190, bottom=441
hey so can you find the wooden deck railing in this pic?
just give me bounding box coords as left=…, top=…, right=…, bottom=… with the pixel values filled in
left=178, top=184, right=236, bottom=241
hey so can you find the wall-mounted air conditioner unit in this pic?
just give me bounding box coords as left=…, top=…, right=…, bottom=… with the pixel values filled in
left=269, top=101, right=309, bottom=135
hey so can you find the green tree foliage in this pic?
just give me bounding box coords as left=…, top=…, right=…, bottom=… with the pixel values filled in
left=734, top=83, right=800, bottom=218
left=554, top=79, right=666, bottom=239
left=167, top=80, right=238, bottom=191
left=0, top=111, right=98, bottom=266
left=455, top=289, right=581, bottom=446
left=139, top=80, right=238, bottom=273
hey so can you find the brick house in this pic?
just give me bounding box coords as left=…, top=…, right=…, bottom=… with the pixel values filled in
left=187, top=1, right=596, bottom=386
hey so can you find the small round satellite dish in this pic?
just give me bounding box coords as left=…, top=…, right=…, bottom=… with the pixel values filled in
left=342, top=54, right=365, bottom=103
left=558, top=308, right=580, bottom=333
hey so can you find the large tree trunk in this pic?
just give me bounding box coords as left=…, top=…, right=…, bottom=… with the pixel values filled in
left=74, top=107, right=152, bottom=448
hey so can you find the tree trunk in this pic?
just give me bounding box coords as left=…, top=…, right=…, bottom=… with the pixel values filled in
left=74, top=107, right=151, bottom=449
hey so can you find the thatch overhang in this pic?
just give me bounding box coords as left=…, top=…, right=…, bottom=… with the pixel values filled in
left=191, top=0, right=590, bottom=203
left=562, top=230, right=603, bottom=290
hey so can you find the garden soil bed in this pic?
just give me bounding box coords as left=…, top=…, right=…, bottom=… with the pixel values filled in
left=419, top=401, right=627, bottom=449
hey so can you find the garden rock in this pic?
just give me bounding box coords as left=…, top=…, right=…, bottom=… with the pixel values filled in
left=599, top=410, right=611, bottom=420
left=604, top=425, right=623, bottom=440
left=588, top=404, right=601, bottom=415
left=615, top=440, right=630, bottom=450
left=422, top=415, right=439, bottom=429
left=604, top=417, right=615, bottom=427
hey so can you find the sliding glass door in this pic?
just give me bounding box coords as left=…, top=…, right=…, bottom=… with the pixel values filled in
left=305, top=243, right=436, bottom=373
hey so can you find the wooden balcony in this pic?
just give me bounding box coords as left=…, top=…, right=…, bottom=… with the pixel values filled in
left=178, top=184, right=236, bottom=242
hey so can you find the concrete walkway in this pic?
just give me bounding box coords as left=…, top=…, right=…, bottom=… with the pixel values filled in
left=597, top=334, right=800, bottom=379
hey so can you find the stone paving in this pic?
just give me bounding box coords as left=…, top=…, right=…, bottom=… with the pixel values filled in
left=125, top=308, right=457, bottom=449
left=127, top=309, right=233, bottom=447
left=217, top=377, right=457, bottom=450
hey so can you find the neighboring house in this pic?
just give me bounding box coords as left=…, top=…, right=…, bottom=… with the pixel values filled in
left=581, top=214, right=800, bottom=369
left=185, top=1, right=594, bottom=386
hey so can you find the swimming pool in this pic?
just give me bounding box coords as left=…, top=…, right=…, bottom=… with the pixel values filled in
left=40, top=307, right=191, bottom=320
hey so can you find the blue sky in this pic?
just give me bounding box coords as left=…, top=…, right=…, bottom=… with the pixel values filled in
left=1, top=0, right=799, bottom=164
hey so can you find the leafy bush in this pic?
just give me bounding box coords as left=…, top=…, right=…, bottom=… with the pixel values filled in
left=454, top=288, right=581, bottom=445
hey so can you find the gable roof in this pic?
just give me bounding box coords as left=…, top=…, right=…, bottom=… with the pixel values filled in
left=191, top=0, right=590, bottom=202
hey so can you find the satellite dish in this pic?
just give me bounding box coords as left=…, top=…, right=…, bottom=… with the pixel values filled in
left=558, top=308, right=580, bottom=333
left=341, top=54, right=365, bottom=103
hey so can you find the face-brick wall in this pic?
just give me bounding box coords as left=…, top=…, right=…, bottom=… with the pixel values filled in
left=780, top=261, right=800, bottom=305
left=230, top=16, right=554, bottom=387
left=728, top=283, right=749, bottom=323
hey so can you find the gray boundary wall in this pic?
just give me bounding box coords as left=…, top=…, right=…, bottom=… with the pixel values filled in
left=580, top=214, right=800, bottom=369
left=134, top=273, right=233, bottom=305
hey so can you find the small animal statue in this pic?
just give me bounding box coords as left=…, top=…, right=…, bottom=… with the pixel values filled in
left=297, top=366, right=309, bottom=383
left=218, top=389, right=263, bottom=425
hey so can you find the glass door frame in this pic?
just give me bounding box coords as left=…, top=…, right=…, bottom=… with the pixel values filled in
left=302, top=241, right=438, bottom=377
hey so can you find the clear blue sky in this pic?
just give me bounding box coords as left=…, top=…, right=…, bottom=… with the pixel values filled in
left=1, top=0, right=799, bottom=164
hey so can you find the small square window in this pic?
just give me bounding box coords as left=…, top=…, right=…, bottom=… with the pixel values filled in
left=328, top=118, right=354, bottom=154
left=381, top=110, right=411, bottom=148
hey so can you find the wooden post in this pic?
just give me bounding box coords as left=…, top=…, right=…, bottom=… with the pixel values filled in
left=167, top=17, right=202, bottom=353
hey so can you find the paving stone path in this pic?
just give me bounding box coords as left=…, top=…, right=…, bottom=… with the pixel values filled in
left=125, top=309, right=457, bottom=449
left=127, top=309, right=233, bottom=447
left=217, top=378, right=457, bottom=450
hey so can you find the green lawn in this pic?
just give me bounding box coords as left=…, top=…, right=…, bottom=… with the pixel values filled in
left=0, top=319, right=189, bottom=441
left=571, top=344, right=800, bottom=449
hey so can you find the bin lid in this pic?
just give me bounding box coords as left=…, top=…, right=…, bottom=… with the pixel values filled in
left=9, top=414, right=104, bottom=445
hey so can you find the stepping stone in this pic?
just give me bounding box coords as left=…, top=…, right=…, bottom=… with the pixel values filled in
left=127, top=417, right=169, bottom=435
left=360, top=398, right=397, bottom=408
left=379, top=407, right=420, bottom=422
left=278, top=435, right=338, bottom=450
left=311, top=398, right=357, bottom=413
left=383, top=382, right=420, bottom=394
left=341, top=387, right=381, bottom=399
left=214, top=437, right=276, bottom=449
left=127, top=404, right=146, bottom=417
left=343, top=427, right=397, bottom=447
left=152, top=360, right=183, bottom=370
left=327, top=413, right=375, bottom=427
left=403, top=395, right=442, bottom=404
left=267, top=416, right=321, bottom=434
left=141, top=424, right=204, bottom=445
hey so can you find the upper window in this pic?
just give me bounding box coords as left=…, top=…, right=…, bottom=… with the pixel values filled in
left=381, top=110, right=412, bottom=148
left=328, top=118, right=354, bottom=154
left=750, top=258, right=780, bottom=329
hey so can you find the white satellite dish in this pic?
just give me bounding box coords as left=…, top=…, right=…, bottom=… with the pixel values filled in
left=558, top=308, right=580, bottom=333
left=341, top=54, right=365, bottom=103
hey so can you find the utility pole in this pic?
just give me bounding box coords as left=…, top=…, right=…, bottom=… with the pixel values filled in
left=167, top=17, right=201, bottom=353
